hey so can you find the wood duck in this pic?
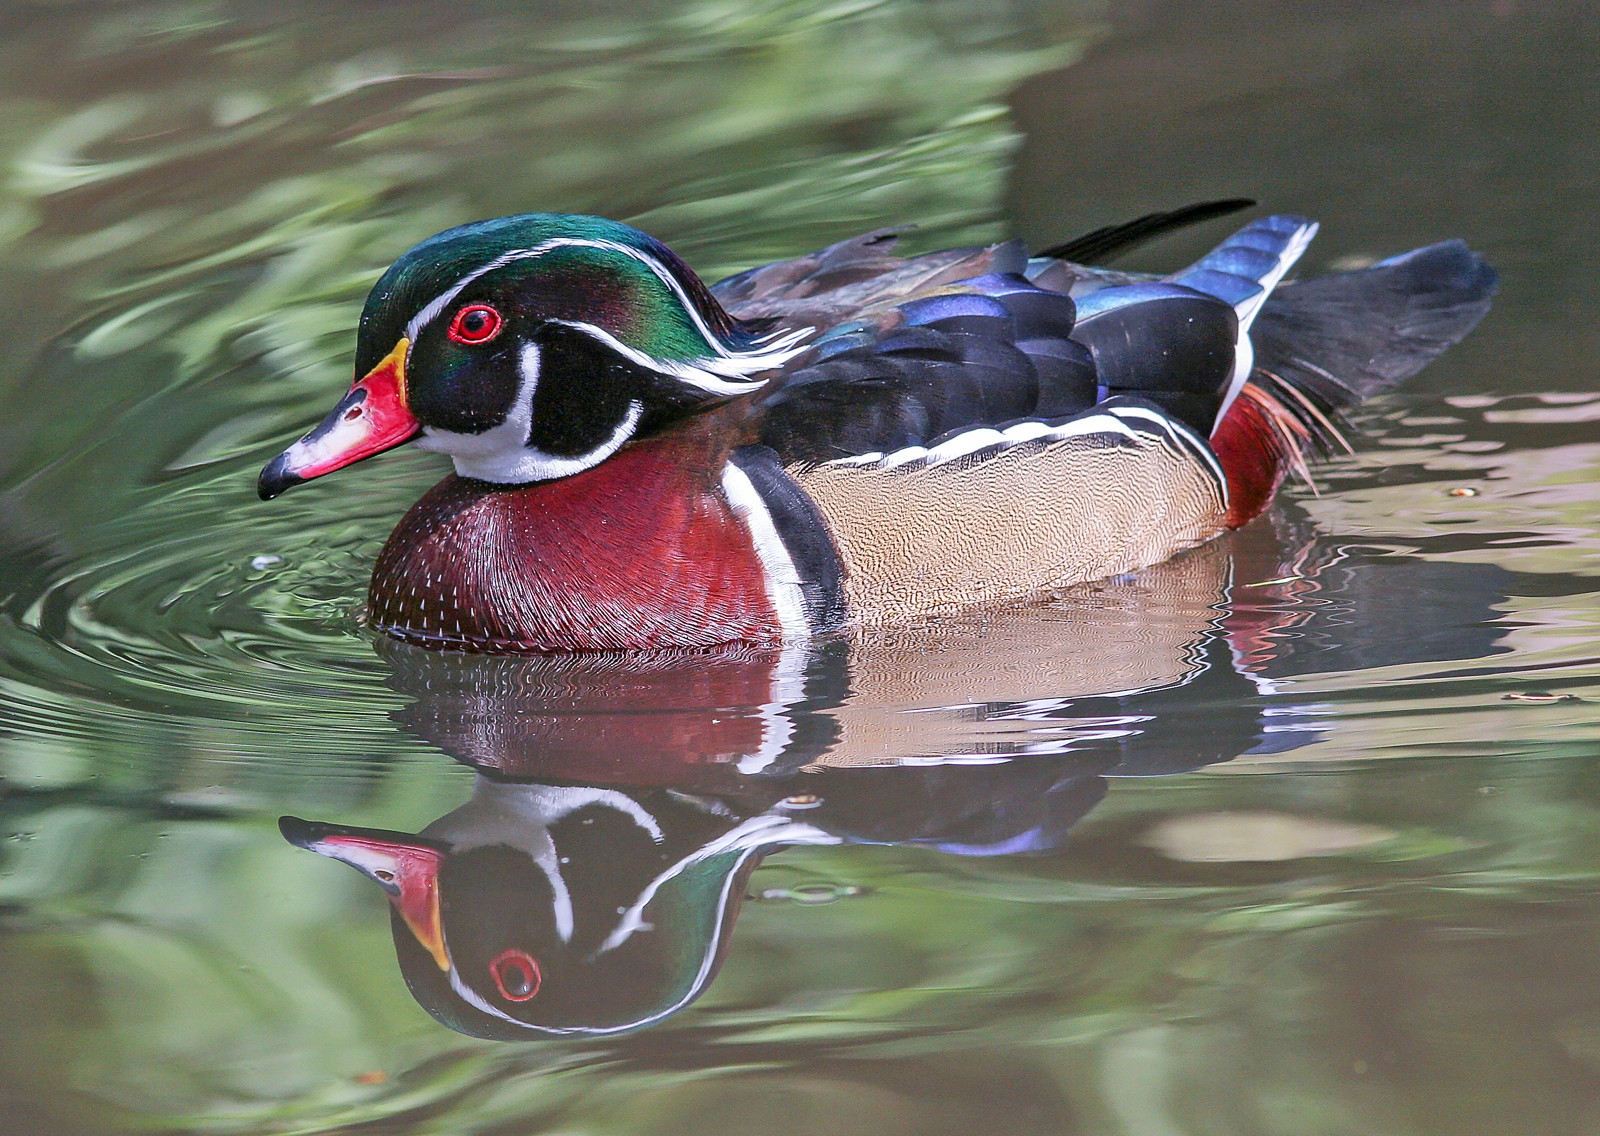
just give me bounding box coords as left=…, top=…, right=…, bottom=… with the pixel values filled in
left=370, top=532, right=1294, bottom=779
left=258, top=203, right=1495, bottom=653
left=365, top=510, right=1514, bottom=783
left=279, top=783, right=818, bottom=1039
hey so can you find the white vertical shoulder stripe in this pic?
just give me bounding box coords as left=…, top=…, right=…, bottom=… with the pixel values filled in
left=720, top=462, right=811, bottom=638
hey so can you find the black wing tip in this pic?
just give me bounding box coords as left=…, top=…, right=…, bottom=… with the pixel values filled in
left=1037, top=197, right=1258, bottom=264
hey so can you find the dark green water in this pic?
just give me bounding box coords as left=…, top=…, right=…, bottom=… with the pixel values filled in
left=1, top=2, right=1597, bottom=1133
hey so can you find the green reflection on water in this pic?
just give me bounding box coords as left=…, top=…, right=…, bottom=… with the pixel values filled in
left=0, top=2, right=1107, bottom=1132
left=13, top=756, right=1600, bottom=1135
left=1, top=1, right=1598, bottom=1135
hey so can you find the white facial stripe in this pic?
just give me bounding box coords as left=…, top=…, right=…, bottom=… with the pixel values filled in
left=439, top=401, right=642, bottom=483
left=594, top=815, right=840, bottom=957
left=414, top=342, right=644, bottom=483
left=403, top=237, right=812, bottom=385
left=541, top=847, right=576, bottom=944
left=427, top=782, right=666, bottom=855
left=545, top=319, right=802, bottom=395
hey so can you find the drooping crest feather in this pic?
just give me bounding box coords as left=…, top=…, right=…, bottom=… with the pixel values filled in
left=360, top=214, right=810, bottom=388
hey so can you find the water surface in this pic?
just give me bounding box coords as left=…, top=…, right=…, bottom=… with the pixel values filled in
left=1, top=3, right=1597, bottom=1134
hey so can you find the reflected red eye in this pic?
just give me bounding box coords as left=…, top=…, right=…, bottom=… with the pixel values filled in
left=448, top=304, right=503, bottom=345
left=489, top=948, right=541, bottom=1001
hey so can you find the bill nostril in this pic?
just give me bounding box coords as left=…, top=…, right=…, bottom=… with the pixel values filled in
left=343, top=405, right=363, bottom=423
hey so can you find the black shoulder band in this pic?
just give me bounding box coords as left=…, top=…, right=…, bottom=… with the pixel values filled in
left=730, top=445, right=848, bottom=634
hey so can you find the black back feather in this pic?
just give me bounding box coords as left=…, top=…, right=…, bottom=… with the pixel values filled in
left=746, top=219, right=1495, bottom=468
left=759, top=281, right=1096, bottom=464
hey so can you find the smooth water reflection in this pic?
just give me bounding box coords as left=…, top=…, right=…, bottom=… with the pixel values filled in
left=281, top=519, right=1507, bottom=1040
left=1, top=1, right=1599, bottom=1134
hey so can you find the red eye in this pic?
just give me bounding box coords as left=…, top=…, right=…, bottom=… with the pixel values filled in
left=489, top=948, right=541, bottom=1001
left=448, top=304, right=503, bottom=345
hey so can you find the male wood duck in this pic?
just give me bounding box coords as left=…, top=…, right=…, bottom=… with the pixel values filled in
left=258, top=203, right=1495, bottom=653
left=280, top=782, right=814, bottom=1038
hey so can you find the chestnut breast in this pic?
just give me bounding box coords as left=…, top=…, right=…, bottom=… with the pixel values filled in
left=368, top=429, right=782, bottom=653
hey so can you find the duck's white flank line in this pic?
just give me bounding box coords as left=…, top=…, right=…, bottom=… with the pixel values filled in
left=826, top=411, right=1143, bottom=472
left=823, top=404, right=1227, bottom=505
left=1104, top=404, right=1230, bottom=504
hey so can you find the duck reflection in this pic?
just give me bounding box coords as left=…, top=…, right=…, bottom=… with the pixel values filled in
left=282, top=514, right=1513, bottom=1039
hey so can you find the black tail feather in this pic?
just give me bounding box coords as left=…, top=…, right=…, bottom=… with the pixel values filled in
left=1253, top=240, right=1498, bottom=413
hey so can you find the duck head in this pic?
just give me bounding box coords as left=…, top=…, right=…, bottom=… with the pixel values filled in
left=258, top=214, right=807, bottom=498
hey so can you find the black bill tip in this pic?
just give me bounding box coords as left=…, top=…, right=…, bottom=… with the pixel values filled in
left=258, top=452, right=303, bottom=501
left=278, top=815, right=329, bottom=849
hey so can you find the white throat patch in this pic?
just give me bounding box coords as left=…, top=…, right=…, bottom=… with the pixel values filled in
left=413, top=343, right=643, bottom=483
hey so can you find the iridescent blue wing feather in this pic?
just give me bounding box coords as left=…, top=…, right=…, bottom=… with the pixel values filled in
left=723, top=212, right=1491, bottom=468
left=755, top=271, right=1097, bottom=465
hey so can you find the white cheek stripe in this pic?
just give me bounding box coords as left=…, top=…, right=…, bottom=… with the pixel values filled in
left=443, top=401, right=642, bottom=484
left=418, top=342, right=644, bottom=483
left=403, top=237, right=811, bottom=393
left=719, top=462, right=811, bottom=638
